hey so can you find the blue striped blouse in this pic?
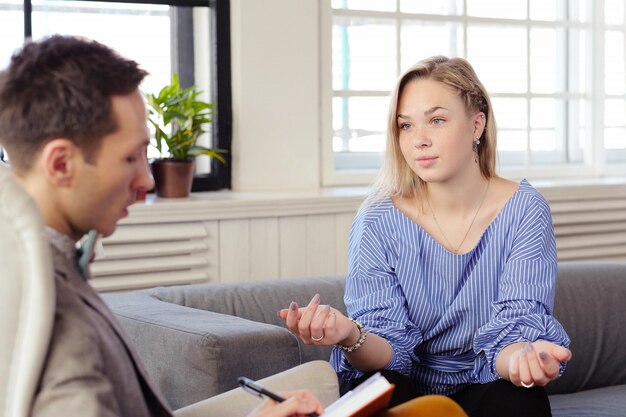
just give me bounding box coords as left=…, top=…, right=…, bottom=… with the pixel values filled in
left=330, top=179, right=570, bottom=395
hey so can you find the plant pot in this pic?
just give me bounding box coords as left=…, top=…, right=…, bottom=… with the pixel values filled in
left=151, top=159, right=195, bottom=198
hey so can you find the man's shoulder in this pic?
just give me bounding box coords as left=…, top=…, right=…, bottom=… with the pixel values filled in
left=38, top=248, right=145, bottom=417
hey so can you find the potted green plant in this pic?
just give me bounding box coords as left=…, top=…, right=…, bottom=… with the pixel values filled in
left=146, top=73, right=226, bottom=198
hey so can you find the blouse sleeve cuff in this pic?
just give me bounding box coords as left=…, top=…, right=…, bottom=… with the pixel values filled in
left=370, top=327, right=421, bottom=374
left=476, top=317, right=571, bottom=378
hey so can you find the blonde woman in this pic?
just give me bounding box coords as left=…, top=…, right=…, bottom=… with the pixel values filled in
left=280, top=56, right=571, bottom=417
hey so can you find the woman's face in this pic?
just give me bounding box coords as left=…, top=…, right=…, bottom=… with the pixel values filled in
left=396, top=77, right=485, bottom=184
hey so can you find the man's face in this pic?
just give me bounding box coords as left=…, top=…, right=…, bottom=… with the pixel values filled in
left=69, top=90, right=154, bottom=238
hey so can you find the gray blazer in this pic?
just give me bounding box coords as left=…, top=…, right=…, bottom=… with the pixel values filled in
left=32, top=244, right=173, bottom=417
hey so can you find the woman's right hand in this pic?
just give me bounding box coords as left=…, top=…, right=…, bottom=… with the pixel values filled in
left=277, top=294, right=358, bottom=346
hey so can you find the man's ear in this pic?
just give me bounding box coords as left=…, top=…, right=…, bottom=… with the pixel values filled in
left=40, top=139, right=78, bottom=187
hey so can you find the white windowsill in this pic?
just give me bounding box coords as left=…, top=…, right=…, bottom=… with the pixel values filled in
left=123, top=177, right=626, bottom=224
left=124, top=186, right=371, bottom=223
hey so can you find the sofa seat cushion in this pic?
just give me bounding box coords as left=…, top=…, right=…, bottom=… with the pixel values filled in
left=550, top=385, right=626, bottom=417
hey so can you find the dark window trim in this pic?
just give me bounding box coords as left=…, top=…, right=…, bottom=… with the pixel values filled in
left=193, top=0, right=231, bottom=191
left=19, top=0, right=232, bottom=191
left=172, top=7, right=195, bottom=88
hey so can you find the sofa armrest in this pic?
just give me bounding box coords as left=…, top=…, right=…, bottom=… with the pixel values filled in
left=174, top=360, right=340, bottom=417
left=148, top=276, right=347, bottom=364
left=103, top=292, right=302, bottom=410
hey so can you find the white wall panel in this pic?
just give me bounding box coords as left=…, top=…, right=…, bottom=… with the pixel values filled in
left=278, top=216, right=308, bottom=278
left=203, top=220, right=219, bottom=284
left=306, top=215, right=336, bottom=276
left=250, top=217, right=280, bottom=280
left=93, top=182, right=626, bottom=291
left=218, top=219, right=250, bottom=282
left=334, top=212, right=354, bottom=275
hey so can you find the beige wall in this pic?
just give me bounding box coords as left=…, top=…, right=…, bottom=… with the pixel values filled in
left=230, top=0, right=321, bottom=191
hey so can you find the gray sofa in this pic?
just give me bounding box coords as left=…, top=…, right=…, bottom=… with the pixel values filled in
left=103, top=261, right=626, bottom=416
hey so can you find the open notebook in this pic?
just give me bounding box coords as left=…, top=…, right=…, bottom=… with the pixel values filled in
left=322, top=372, right=395, bottom=417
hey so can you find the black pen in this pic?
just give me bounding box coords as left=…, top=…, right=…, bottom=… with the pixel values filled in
left=237, top=376, right=320, bottom=417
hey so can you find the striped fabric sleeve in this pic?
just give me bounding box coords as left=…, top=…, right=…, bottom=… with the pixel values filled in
left=473, top=193, right=571, bottom=381
left=330, top=211, right=423, bottom=379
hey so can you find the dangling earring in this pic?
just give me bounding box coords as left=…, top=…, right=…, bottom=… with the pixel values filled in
left=473, top=139, right=480, bottom=163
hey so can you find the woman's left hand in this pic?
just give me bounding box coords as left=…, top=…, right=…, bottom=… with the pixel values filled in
left=505, top=340, right=572, bottom=388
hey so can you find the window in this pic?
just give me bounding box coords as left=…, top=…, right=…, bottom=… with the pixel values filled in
left=0, top=0, right=231, bottom=190
left=604, top=0, right=626, bottom=166
left=322, top=1, right=625, bottom=186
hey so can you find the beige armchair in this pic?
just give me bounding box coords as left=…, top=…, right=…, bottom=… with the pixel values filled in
left=0, top=165, right=55, bottom=417
left=175, top=360, right=340, bottom=417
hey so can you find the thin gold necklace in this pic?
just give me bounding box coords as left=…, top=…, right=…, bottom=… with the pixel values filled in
left=425, top=179, right=491, bottom=255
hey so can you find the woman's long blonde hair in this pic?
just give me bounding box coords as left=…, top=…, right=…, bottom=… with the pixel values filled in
left=365, top=56, right=497, bottom=207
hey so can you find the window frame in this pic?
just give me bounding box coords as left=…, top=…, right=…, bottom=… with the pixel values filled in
left=3, top=0, right=231, bottom=191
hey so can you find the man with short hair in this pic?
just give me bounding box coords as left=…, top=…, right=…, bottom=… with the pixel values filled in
left=0, top=35, right=323, bottom=417
left=1, top=35, right=167, bottom=417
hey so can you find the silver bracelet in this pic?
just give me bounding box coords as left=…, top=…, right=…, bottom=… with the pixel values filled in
left=335, top=318, right=367, bottom=353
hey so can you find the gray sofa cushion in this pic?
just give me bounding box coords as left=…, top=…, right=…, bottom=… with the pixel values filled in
left=149, top=275, right=347, bottom=323
left=148, top=275, right=348, bottom=364
left=550, top=384, right=626, bottom=417
left=546, top=261, right=626, bottom=395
